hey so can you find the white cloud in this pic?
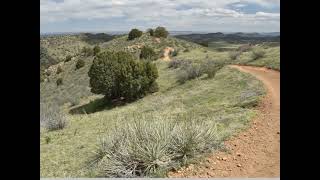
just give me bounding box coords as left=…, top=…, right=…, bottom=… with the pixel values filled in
left=40, top=0, right=280, bottom=32
left=233, top=3, right=247, bottom=8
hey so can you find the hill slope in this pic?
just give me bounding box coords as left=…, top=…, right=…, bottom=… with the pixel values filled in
left=40, top=33, right=114, bottom=68
left=40, top=33, right=203, bottom=106
left=40, top=33, right=279, bottom=177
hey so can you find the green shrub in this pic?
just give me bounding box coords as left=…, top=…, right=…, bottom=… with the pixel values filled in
left=168, top=59, right=182, bottom=69
left=177, top=70, right=189, bottom=84
left=128, top=28, right=143, bottom=40
left=45, top=136, right=51, bottom=144
left=56, top=78, right=63, bottom=86
left=170, top=50, right=178, bottom=57
left=198, top=41, right=209, bottom=47
left=140, top=46, right=157, bottom=60
left=76, top=59, right=85, bottom=70
left=147, top=28, right=154, bottom=36
left=175, top=60, right=225, bottom=83
left=237, top=44, right=252, bottom=52
left=177, top=63, right=202, bottom=84
left=65, top=55, right=72, bottom=62
left=148, top=81, right=159, bottom=93
left=56, top=66, right=63, bottom=74
left=93, top=46, right=101, bottom=56
left=45, top=70, right=51, bottom=76
left=168, top=59, right=190, bottom=69
left=88, top=51, right=159, bottom=101
left=200, top=60, right=225, bottom=79
left=251, top=48, right=266, bottom=60
left=154, top=27, right=169, bottom=38
left=82, top=47, right=94, bottom=57
left=184, top=63, right=202, bottom=79
left=183, top=48, right=190, bottom=52
left=229, top=51, right=241, bottom=60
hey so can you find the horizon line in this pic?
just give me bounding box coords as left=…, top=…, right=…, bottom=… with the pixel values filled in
left=40, top=30, right=280, bottom=34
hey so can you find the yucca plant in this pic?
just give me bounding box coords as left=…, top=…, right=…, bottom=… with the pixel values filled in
left=90, top=114, right=222, bottom=177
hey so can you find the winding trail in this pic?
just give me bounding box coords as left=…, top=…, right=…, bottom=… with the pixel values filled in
left=168, top=65, right=280, bottom=177
left=161, top=47, right=174, bottom=61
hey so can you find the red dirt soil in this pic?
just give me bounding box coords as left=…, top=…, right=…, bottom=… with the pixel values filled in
left=161, top=47, right=174, bottom=61
left=168, top=65, right=280, bottom=177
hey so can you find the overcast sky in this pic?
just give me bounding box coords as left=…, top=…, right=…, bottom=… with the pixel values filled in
left=40, top=0, right=280, bottom=33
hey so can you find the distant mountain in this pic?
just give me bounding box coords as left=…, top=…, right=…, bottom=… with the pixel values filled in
left=174, top=32, right=280, bottom=44
left=260, top=32, right=280, bottom=36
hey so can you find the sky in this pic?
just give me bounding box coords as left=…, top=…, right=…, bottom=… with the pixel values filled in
left=40, top=0, right=280, bottom=33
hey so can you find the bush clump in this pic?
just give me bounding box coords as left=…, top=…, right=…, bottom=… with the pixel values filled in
left=170, top=50, right=178, bottom=57
left=88, top=51, right=159, bottom=101
left=90, top=116, right=221, bottom=177
left=148, top=81, right=159, bottom=93
left=198, top=41, right=209, bottom=47
left=229, top=51, right=241, bottom=60
left=147, top=28, right=154, bottom=36
left=128, top=28, right=143, bottom=40
left=56, top=66, right=63, bottom=74
left=237, top=44, right=252, bottom=52
left=183, top=48, right=190, bottom=52
left=40, top=103, right=67, bottom=131
left=168, top=60, right=178, bottom=69
left=82, top=47, right=94, bottom=57
left=177, top=63, right=202, bottom=84
left=56, top=78, right=63, bottom=86
left=140, top=46, right=157, bottom=61
left=175, top=59, right=225, bottom=83
left=65, top=55, right=72, bottom=62
left=168, top=59, right=186, bottom=69
left=200, top=60, right=225, bottom=79
left=251, top=48, right=266, bottom=60
left=76, top=59, right=85, bottom=70
left=93, top=46, right=101, bottom=56
left=154, top=27, right=169, bottom=38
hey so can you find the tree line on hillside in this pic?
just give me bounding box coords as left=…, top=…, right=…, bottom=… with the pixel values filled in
left=128, top=26, right=169, bottom=40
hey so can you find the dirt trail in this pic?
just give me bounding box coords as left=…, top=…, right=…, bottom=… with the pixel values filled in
left=161, top=47, right=174, bottom=61
left=168, top=65, right=280, bottom=177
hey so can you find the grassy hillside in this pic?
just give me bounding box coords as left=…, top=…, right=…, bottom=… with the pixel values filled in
left=174, top=43, right=280, bottom=71
left=40, top=33, right=114, bottom=68
left=100, top=33, right=204, bottom=57
left=232, top=44, right=280, bottom=70
left=40, top=56, right=95, bottom=107
left=40, top=33, right=277, bottom=177
left=40, top=64, right=265, bottom=177
left=40, top=33, right=203, bottom=107
left=174, top=33, right=280, bottom=71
